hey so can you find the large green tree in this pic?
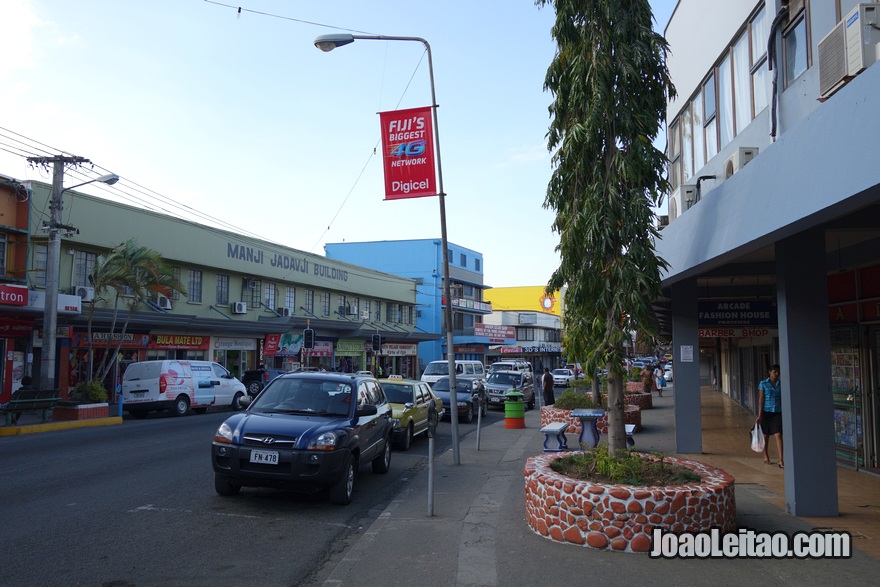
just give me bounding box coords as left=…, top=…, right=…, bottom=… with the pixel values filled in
left=538, top=0, right=675, bottom=452
left=84, top=239, right=186, bottom=385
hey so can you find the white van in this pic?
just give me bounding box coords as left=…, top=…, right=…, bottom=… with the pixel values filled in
left=122, top=360, right=247, bottom=418
left=487, top=359, right=533, bottom=376
left=420, top=360, right=486, bottom=385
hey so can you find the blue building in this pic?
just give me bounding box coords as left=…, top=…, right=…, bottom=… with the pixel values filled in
left=325, top=239, right=499, bottom=372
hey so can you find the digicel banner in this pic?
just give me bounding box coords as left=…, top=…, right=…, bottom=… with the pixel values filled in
left=378, top=106, right=437, bottom=200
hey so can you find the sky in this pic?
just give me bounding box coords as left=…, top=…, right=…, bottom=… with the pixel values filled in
left=0, top=0, right=677, bottom=289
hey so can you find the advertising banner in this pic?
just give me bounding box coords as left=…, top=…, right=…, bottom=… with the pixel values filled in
left=378, top=106, right=436, bottom=200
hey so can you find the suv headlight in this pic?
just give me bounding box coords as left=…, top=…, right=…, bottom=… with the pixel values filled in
left=214, top=421, right=235, bottom=444
left=309, top=431, right=339, bottom=451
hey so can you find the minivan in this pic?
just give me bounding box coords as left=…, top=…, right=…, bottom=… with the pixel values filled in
left=122, top=360, right=247, bottom=418
left=420, top=360, right=486, bottom=385
left=487, top=360, right=533, bottom=376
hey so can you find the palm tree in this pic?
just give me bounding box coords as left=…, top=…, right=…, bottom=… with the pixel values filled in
left=538, top=0, right=675, bottom=452
left=84, top=239, right=186, bottom=385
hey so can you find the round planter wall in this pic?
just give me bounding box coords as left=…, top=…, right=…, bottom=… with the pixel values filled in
left=524, top=452, right=736, bottom=553
left=541, top=405, right=642, bottom=434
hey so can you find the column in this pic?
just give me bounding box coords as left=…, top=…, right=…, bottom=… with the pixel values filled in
left=671, top=278, right=701, bottom=454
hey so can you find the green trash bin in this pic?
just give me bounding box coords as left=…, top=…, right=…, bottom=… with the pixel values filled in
left=504, top=390, right=525, bottom=428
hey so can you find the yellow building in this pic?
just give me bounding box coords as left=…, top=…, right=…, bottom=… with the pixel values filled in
left=482, top=286, right=564, bottom=370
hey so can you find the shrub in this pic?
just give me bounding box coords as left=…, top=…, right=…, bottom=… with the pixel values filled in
left=553, top=390, right=602, bottom=410
left=550, top=445, right=702, bottom=486
left=73, top=380, right=109, bottom=403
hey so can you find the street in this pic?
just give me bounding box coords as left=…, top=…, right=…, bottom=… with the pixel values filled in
left=0, top=407, right=503, bottom=586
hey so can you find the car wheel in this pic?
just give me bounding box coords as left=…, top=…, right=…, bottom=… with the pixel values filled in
left=129, top=409, right=148, bottom=419
left=398, top=423, right=413, bottom=451
left=247, top=381, right=262, bottom=395
left=464, top=403, right=474, bottom=424
left=171, top=395, right=190, bottom=416
left=214, top=474, right=241, bottom=496
left=372, top=436, right=392, bottom=474
left=231, top=391, right=244, bottom=411
left=329, top=455, right=356, bottom=505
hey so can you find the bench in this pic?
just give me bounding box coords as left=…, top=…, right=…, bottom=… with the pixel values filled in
left=2, top=389, right=62, bottom=425
left=540, top=422, right=569, bottom=452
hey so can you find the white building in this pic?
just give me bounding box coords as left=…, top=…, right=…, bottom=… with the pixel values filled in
left=658, top=0, right=880, bottom=515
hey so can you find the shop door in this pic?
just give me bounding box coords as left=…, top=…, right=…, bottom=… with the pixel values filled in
left=866, top=328, right=880, bottom=471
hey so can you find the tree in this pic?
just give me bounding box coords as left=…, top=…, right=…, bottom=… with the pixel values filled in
left=83, top=239, right=186, bottom=386
left=537, top=0, right=675, bottom=452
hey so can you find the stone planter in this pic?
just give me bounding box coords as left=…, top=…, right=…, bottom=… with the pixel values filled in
left=623, top=392, right=653, bottom=410
left=541, top=405, right=642, bottom=435
left=52, top=402, right=110, bottom=421
left=524, top=452, right=736, bottom=553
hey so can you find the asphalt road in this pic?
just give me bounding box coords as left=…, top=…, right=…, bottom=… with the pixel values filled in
left=0, top=406, right=503, bottom=586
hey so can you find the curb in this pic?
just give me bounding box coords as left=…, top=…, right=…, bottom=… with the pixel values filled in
left=0, top=416, right=123, bottom=436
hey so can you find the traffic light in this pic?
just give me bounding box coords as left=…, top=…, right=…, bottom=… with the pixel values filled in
left=303, top=328, right=315, bottom=350
left=371, top=333, right=382, bottom=352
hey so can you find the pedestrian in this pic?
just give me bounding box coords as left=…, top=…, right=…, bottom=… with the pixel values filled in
left=653, top=363, right=665, bottom=397
left=2, top=376, right=34, bottom=425
left=756, top=364, right=783, bottom=468
left=541, top=367, right=555, bottom=406
left=640, top=364, right=653, bottom=394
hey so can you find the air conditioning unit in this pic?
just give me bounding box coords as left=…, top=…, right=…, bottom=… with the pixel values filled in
left=845, top=3, right=880, bottom=76
left=819, top=19, right=848, bottom=99
left=657, top=215, right=670, bottom=229
left=244, top=278, right=257, bottom=289
left=277, top=307, right=291, bottom=317
left=75, top=286, right=95, bottom=302
left=724, top=147, right=758, bottom=179
left=156, top=294, right=172, bottom=310
left=346, top=304, right=357, bottom=315
left=680, top=184, right=698, bottom=210
left=231, top=301, right=248, bottom=314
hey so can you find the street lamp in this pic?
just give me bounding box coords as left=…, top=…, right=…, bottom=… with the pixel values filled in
left=41, top=171, right=119, bottom=391
left=314, top=33, right=461, bottom=465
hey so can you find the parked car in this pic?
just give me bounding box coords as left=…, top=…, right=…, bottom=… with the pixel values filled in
left=379, top=376, right=444, bottom=450
left=552, top=368, right=576, bottom=387
left=211, top=372, right=393, bottom=505
left=487, top=359, right=532, bottom=376
left=241, top=367, right=285, bottom=396
left=664, top=366, right=674, bottom=382
left=355, top=370, right=373, bottom=376
left=485, top=370, right=535, bottom=410
left=420, top=360, right=486, bottom=385
left=122, top=360, right=246, bottom=417
left=430, top=376, right=487, bottom=424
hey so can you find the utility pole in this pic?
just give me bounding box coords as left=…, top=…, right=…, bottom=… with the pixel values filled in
left=27, top=155, right=89, bottom=391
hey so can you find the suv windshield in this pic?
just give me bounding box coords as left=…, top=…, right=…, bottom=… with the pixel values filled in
left=431, top=378, right=473, bottom=393
left=487, top=372, right=519, bottom=386
left=251, top=378, right=353, bottom=416
left=423, top=363, right=449, bottom=376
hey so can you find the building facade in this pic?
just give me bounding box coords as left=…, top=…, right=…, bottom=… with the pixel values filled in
left=482, top=286, right=563, bottom=371
left=0, top=176, right=435, bottom=402
left=659, top=0, right=880, bottom=515
left=324, top=239, right=494, bottom=373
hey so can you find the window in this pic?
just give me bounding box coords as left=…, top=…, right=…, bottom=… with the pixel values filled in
left=264, top=282, right=276, bottom=310
left=73, top=250, right=97, bottom=287
left=363, top=299, right=371, bottom=320
left=0, top=233, right=6, bottom=277
left=337, top=294, right=346, bottom=316
left=704, top=74, right=719, bottom=160
left=349, top=297, right=359, bottom=317
left=284, top=286, right=295, bottom=311
left=691, top=89, right=705, bottom=171
left=681, top=104, right=693, bottom=181
left=668, top=119, right=681, bottom=190
left=33, top=244, right=47, bottom=288
left=460, top=253, right=466, bottom=266
left=188, top=269, right=203, bottom=303
left=517, top=328, right=536, bottom=342
left=216, top=274, right=229, bottom=305
left=718, top=53, right=734, bottom=149
left=784, top=14, right=808, bottom=87
left=732, top=32, right=750, bottom=136
left=321, top=291, right=330, bottom=316
left=751, top=5, right=770, bottom=115
left=475, top=258, right=481, bottom=272
left=305, top=289, right=314, bottom=314
left=247, top=280, right=262, bottom=308
left=374, top=299, right=382, bottom=322
left=171, top=267, right=181, bottom=300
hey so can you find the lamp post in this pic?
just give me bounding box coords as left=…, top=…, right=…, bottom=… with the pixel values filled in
left=314, top=33, right=461, bottom=466
left=41, top=170, right=119, bottom=391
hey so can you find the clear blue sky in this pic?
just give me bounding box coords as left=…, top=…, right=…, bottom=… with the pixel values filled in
left=1, top=0, right=677, bottom=288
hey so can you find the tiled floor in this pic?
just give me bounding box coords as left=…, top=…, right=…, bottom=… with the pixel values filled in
left=681, top=387, right=880, bottom=559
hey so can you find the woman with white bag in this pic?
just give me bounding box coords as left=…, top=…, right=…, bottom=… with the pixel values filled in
left=755, top=364, right=783, bottom=468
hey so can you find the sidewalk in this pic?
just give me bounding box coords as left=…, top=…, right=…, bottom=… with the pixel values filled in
left=311, top=387, right=880, bottom=586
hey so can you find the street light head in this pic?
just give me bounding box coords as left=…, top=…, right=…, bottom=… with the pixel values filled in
left=314, top=33, right=355, bottom=52
left=97, top=173, right=120, bottom=185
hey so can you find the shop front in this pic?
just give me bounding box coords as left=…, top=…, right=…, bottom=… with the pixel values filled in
left=211, top=336, right=257, bottom=380
left=335, top=339, right=366, bottom=374
left=373, top=341, right=418, bottom=379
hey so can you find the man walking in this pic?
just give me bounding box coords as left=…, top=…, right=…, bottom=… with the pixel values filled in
left=542, top=368, right=555, bottom=406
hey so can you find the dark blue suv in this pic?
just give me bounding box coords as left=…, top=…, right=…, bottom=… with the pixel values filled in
left=211, top=372, right=393, bottom=504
